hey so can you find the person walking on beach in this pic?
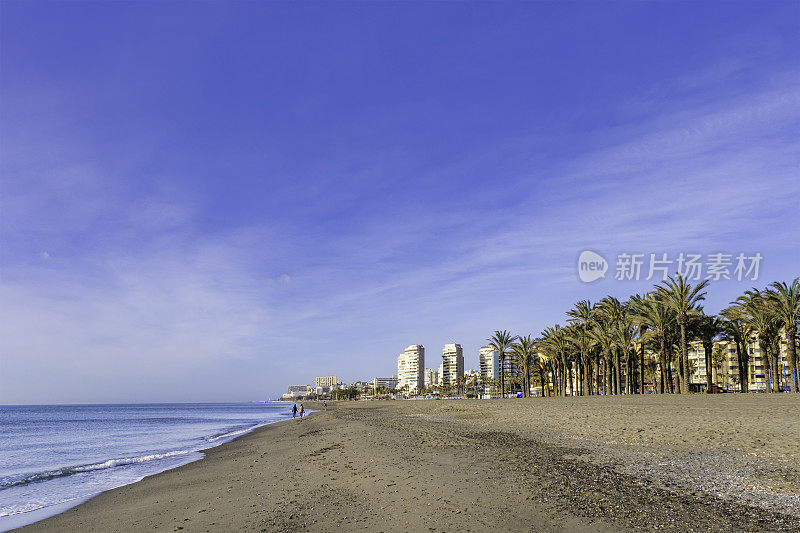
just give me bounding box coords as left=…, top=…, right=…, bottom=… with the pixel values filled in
left=299, top=403, right=305, bottom=418
left=292, top=403, right=297, bottom=419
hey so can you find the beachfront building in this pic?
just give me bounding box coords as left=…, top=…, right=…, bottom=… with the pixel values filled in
left=441, top=343, right=464, bottom=387
left=424, top=368, right=439, bottom=388
left=350, top=381, right=370, bottom=391
left=464, top=368, right=480, bottom=393
left=372, top=376, right=398, bottom=391
left=315, top=376, right=338, bottom=388
left=397, top=345, right=425, bottom=393
left=686, top=334, right=793, bottom=392
left=745, top=333, right=792, bottom=391
left=666, top=333, right=792, bottom=393
left=479, top=346, right=500, bottom=381
left=282, top=385, right=312, bottom=399
left=503, top=357, right=521, bottom=379
left=479, top=345, right=500, bottom=397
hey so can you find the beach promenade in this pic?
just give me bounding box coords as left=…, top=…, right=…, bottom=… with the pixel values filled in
left=21, top=395, right=800, bottom=532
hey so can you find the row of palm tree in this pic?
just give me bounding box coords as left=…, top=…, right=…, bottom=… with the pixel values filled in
left=488, top=276, right=799, bottom=396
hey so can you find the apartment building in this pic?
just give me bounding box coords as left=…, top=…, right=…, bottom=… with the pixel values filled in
left=424, top=368, right=439, bottom=388
left=479, top=345, right=500, bottom=381
left=315, top=376, right=338, bottom=388
left=688, top=334, right=793, bottom=392
left=372, top=376, right=398, bottom=390
left=282, top=385, right=312, bottom=399
left=397, top=345, right=425, bottom=392
left=441, top=343, right=464, bottom=387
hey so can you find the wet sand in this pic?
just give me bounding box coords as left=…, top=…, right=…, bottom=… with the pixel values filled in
left=20, top=395, right=800, bottom=532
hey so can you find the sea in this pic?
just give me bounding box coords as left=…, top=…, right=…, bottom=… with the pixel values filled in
left=0, top=402, right=294, bottom=531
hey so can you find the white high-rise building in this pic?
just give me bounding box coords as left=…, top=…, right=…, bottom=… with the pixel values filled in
left=441, top=343, right=464, bottom=387
left=480, top=345, right=500, bottom=381
left=397, top=345, right=425, bottom=392
left=424, top=368, right=439, bottom=388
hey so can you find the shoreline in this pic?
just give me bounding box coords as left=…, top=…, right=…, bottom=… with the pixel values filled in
left=3, top=407, right=306, bottom=532
left=18, top=396, right=800, bottom=532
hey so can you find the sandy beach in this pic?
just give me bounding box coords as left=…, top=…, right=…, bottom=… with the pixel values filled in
left=20, top=395, right=800, bottom=532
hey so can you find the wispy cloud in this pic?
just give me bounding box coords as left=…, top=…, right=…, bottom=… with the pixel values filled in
left=2, top=33, right=798, bottom=402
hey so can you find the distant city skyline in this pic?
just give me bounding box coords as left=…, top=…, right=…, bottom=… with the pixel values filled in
left=2, top=2, right=798, bottom=403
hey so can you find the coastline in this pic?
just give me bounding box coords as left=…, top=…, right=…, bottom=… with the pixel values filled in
left=18, top=396, right=800, bottom=532
left=2, top=407, right=299, bottom=532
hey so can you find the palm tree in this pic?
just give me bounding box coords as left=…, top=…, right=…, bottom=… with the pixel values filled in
left=643, top=355, right=658, bottom=392
left=765, top=279, right=799, bottom=393
left=536, top=348, right=553, bottom=398
left=589, top=309, right=615, bottom=395
left=559, top=324, right=579, bottom=395
left=720, top=305, right=753, bottom=393
left=628, top=293, right=650, bottom=394
left=737, top=289, right=781, bottom=392
left=711, top=344, right=726, bottom=391
left=540, top=325, right=571, bottom=396
left=598, top=297, right=623, bottom=394
left=615, top=309, right=636, bottom=394
left=454, top=375, right=467, bottom=396
left=636, top=293, right=677, bottom=393
left=488, top=330, right=516, bottom=399
left=567, top=300, right=595, bottom=396
left=511, top=335, right=536, bottom=398
left=695, top=312, right=723, bottom=393
left=655, top=275, right=709, bottom=394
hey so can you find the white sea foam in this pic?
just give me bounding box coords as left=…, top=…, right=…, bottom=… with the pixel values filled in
left=1, top=450, right=193, bottom=490
left=0, top=403, right=291, bottom=530
left=204, top=426, right=256, bottom=442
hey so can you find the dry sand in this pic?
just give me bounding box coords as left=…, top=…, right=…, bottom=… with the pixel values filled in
left=20, top=395, right=800, bottom=532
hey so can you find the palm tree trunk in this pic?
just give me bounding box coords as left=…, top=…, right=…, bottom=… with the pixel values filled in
left=772, top=336, right=782, bottom=391
left=556, top=361, right=562, bottom=396
left=594, top=362, right=601, bottom=395
left=763, top=340, right=776, bottom=393
left=567, top=361, right=575, bottom=396
left=639, top=343, right=645, bottom=394
left=614, top=349, right=621, bottom=395
left=538, top=369, right=545, bottom=397
left=500, top=356, right=506, bottom=399
left=787, top=325, right=798, bottom=393
left=762, top=340, right=774, bottom=393
left=629, top=354, right=635, bottom=394
left=679, top=319, right=690, bottom=394
left=703, top=340, right=713, bottom=393
left=526, top=361, right=531, bottom=398
left=736, top=341, right=747, bottom=393
left=659, top=336, right=671, bottom=393
left=622, top=355, right=631, bottom=394
left=582, top=357, right=590, bottom=396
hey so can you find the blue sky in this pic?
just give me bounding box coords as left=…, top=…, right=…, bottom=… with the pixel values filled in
left=1, top=2, right=798, bottom=403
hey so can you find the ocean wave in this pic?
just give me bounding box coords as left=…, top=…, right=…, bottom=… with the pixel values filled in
left=0, top=450, right=192, bottom=490
left=203, top=425, right=259, bottom=442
